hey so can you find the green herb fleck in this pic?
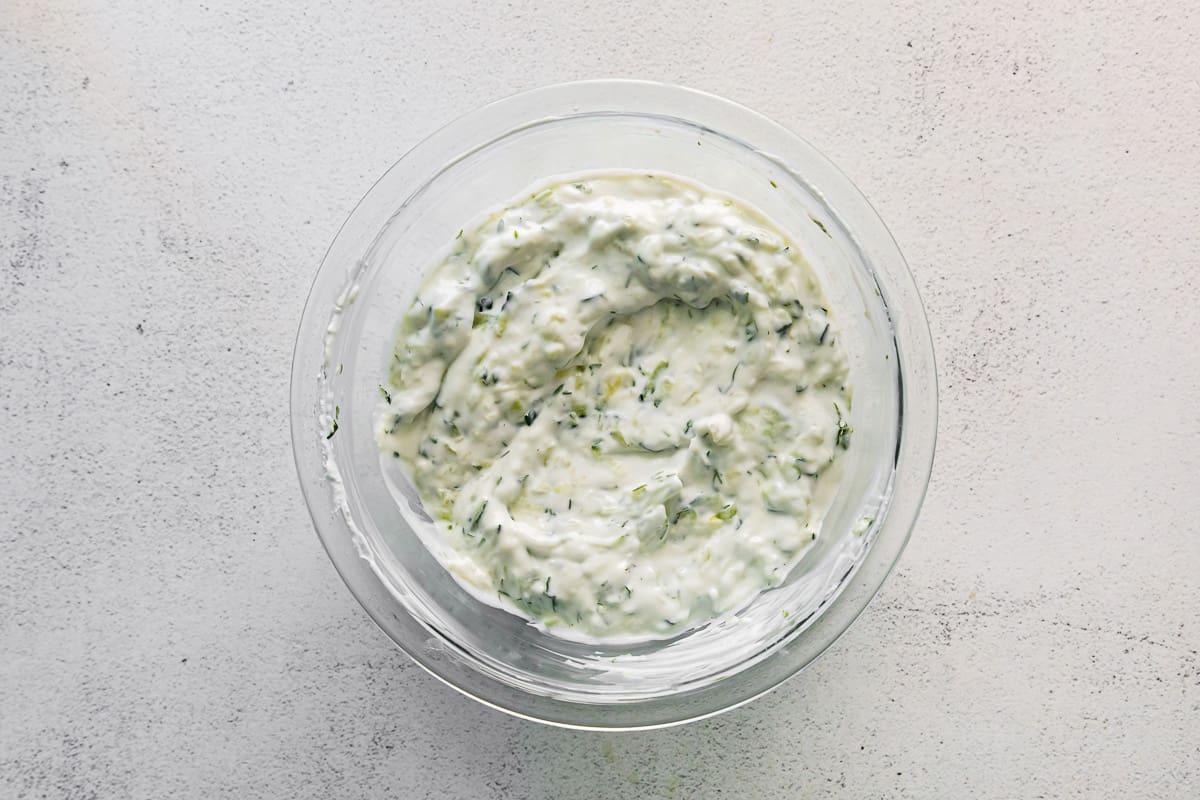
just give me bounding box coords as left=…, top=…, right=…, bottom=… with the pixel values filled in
left=672, top=506, right=696, bottom=525
left=721, top=362, right=741, bottom=393
left=834, top=403, right=853, bottom=450
left=715, top=504, right=738, bottom=521
left=326, top=405, right=340, bottom=439
left=378, top=385, right=392, bottom=404
left=469, top=500, right=488, bottom=531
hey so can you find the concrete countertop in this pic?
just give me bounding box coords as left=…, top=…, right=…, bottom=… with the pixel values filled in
left=3, top=1, right=1197, bottom=797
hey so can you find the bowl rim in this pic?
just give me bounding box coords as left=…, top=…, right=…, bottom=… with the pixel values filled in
left=291, top=78, right=938, bottom=730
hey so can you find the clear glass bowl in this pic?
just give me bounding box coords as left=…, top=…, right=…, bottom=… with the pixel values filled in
left=291, top=80, right=937, bottom=730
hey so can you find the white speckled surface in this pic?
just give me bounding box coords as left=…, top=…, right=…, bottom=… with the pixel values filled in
left=3, top=1, right=1198, bottom=797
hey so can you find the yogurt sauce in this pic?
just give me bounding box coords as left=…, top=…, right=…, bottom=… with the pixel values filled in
left=378, top=172, right=852, bottom=640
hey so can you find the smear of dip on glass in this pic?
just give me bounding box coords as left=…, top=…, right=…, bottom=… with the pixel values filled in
left=378, top=172, right=852, bottom=640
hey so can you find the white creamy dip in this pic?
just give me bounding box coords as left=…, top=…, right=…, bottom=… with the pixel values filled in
left=377, top=172, right=852, bottom=639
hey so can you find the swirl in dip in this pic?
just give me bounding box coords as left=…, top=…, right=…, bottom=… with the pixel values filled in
left=378, top=172, right=852, bottom=640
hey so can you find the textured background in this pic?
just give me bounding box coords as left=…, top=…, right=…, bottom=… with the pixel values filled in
left=3, top=1, right=1198, bottom=798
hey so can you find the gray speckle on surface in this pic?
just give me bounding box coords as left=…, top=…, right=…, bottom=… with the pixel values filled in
left=2, top=1, right=1198, bottom=798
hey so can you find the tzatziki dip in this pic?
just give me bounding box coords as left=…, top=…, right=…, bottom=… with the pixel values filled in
left=377, top=172, right=853, bottom=640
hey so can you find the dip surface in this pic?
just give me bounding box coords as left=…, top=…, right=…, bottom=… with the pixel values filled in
left=378, top=172, right=852, bottom=639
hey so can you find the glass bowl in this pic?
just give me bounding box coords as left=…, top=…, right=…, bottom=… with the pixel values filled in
left=291, top=80, right=936, bottom=730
